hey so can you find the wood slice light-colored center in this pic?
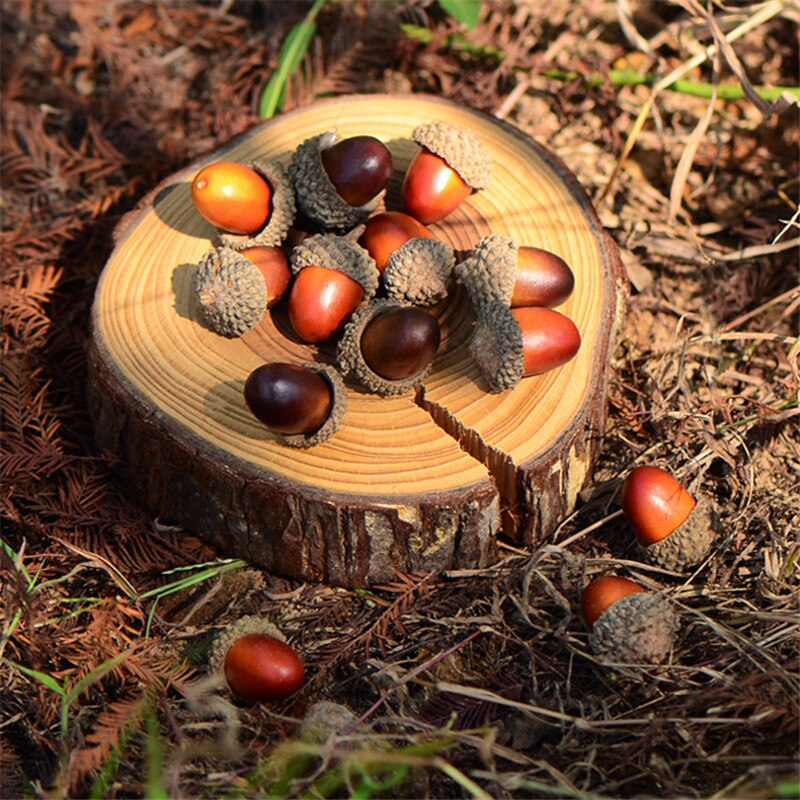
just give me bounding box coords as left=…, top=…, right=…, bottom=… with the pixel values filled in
left=91, top=95, right=626, bottom=586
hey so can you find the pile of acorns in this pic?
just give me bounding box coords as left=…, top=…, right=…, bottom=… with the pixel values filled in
left=189, top=121, right=581, bottom=446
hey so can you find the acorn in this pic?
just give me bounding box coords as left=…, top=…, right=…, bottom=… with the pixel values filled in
left=191, top=160, right=295, bottom=250
left=358, top=211, right=436, bottom=273
left=337, top=300, right=441, bottom=396
left=291, top=133, right=392, bottom=230
left=244, top=362, right=347, bottom=447
left=402, top=121, right=492, bottom=223
left=581, top=575, right=679, bottom=665
left=468, top=301, right=581, bottom=392
left=288, top=234, right=379, bottom=343
left=455, top=233, right=575, bottom=312
left=383, top=237, right=455, bottom=306
left=193, top=245, right=267, bottom=337
left=239, top=246, right=291, bottom=308
left=622, top=465, right=717, bottom=571
left=209, top=616, right=304, bottom=703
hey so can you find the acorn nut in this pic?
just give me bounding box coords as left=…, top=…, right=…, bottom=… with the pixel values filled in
left=288, top=234, right=378, bottom=343
left=291, top=133, right=391, bottom=230
left=359, top=211, right=436, bottom=273
left=210, top=616, right=304, bottom=703
left=468, top=301, right=581, bottom=392
left=402, top=121, right=492, bottom=223
left=456, top=234, right=575, bottom=312
left=622, top=465, right=717, bottom=571
left=244, top=362, right=346, bottom=447
left=338, top=300, right=440, bottom=395
left=581, top=575, right=679, bottom=665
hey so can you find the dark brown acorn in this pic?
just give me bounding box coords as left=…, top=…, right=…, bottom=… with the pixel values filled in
left=244, top=363, right=332, bottom=435
left=320, top=136, right=393, bottom=207
left=360, top=307, right=441, bottom=381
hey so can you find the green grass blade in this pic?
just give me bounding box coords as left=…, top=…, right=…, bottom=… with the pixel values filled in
left=144, top=711, right=168, bottom=800
left=4, top=658, right=66, bottom=696
left=438, top=0, right=482, bottom=30
left=258, top=0, right=328, bottom=119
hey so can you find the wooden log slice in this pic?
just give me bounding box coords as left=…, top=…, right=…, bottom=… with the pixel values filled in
left=89, top=94, right=627, bottom=587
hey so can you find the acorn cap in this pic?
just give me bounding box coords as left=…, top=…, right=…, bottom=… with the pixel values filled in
left=384, top=238, right=455, bottom=306
left=209, top=615, right=286, bottom=678
left=290, top=132, right=382, bottom=230
left=278, top=363, right=347, bottom=448
left=588, top=592, right=679, bottom=665
left=220, top=160, right=296, bottom=250
left=193, top=245, right=267, bottom=337
left=299, top=701, right=357, bottom=743
left=637, top=495, right=717, bottom=571
left=337, top=299, right=434, bottom=396
left=454, top=233, right=517, bottom=312
left=290, top=233, right=379, bottom=300
left=412, top=121, right=492, bottom=190
left=467, top=300, right=524, bottom=393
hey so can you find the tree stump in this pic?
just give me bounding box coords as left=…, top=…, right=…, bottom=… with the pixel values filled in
left=89, top=94, right=628, bottom=587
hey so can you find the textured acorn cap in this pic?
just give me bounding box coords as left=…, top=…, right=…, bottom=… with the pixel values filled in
left=454, top=233, right=517, bottom=312
left=299, top=701, right=357, bottom=743
left=337, top=299, right=435, bottom=396
left=220, top=160, right=296, bottom=250
left=290, top=132, right=383, bottom=230
left=278, top=363, right=347, bottom=448
left=384, top=238, right=455, bottom=306
left=637, top=495, right=717, bottom=571
left=412, top=121, right=492, bottom=190
left=193, top=245, right=267, bottom=337
left=209, top=615, right=286, bottom=678
left=467, top=300, right=524, bottom=393
left=290, top=233, right=379, bottom=301
left=589, top=592, right=679, bottom=665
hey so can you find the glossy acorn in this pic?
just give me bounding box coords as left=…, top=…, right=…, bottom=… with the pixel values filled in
left=511, top=246, right=575, bottom=308
left=240, top=246, right=291, bottom=308
left=622, top=465, right=717, bottom=570
left=320, top=135, right=393, bottom=207
left=514, top=306, right=581, bottom=376
left=224, top=632, right=305, bottom=703
left=361, top=307, right=441, bottom=381
left=358, top=211, right=436, bottom=273
left=402, top=122, right=492, bottom=224
left=244, top=362, right=332, bottom=436
left=191, top=161, right=272, bottom=235
left=288, top=266, right=365, bottom=343
left=581, top=575, right=679, bottom=665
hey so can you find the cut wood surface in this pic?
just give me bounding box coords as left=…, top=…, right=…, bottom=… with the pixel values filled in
left=89, top=94, right=628, bottom=586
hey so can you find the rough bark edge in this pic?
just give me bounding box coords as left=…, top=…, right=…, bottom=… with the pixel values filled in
left=87, top=338, right=499, bottom=587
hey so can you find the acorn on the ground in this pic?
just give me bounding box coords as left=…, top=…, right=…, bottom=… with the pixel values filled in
left=244, top=362, right=347, bottom=447
left=288, top=234, right=379, bottom=343
left=402, top=121, right=492, bottom=223
left=468, top=300, right=581, bottom=392
left=383, top=237, right=455, bottom=306
left=193, top=245, right=267, bottom=337
left=291, top=133, right=392, bottom=230
left=455, top=233, right=575, bottom=312
left=192, top=160, right=295, bottom=250
left=337, top=299, right=441, bottom=396
left=209, top=615, right=305, bottom=703
left=622, top=465, right=717, bottom=571
left=581, top=575, right=679, bottom=665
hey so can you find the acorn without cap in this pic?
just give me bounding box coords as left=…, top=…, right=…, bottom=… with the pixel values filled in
left=402, top=121, right=492, bottom=223
left=581, top=575, right=679, bottom=665
left=622, top=465, right=717, bottom=571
